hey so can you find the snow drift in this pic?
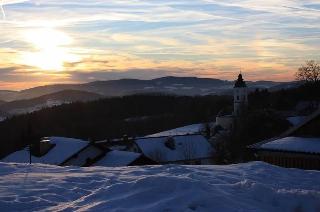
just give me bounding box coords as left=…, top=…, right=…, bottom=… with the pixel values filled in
left=0, top=162, right=319, bottom=211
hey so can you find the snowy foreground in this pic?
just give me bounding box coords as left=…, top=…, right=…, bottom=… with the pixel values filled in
left=0, top=162, right=320, bottom=212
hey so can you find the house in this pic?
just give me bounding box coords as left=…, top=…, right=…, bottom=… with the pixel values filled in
left=63, top=142, right=157, bottom=167
left=60, top=142, right=107, bottom=166
left=249, top=107, right=320, bottom=170
left=2, top=137, right=88, bottom=165
left=93, top=150, right=157, bottom=167
left=2, top=136, right=156, bottom=167
left=132, top=134, right=215, bottom=165
left=146, top=123, right=205, bottom=137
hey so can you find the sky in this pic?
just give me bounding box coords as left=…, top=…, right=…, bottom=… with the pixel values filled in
left=0, top=0, right=319, bottom=90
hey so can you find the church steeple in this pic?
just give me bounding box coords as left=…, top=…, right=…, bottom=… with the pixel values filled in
left=233, top=73, right=248, bottom=116
left=234, top=73, right=247, bottom=88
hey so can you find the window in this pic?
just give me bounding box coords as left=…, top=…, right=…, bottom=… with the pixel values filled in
left=237, top=96, right=239, bottom=100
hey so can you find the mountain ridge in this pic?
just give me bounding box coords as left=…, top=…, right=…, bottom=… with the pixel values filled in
left=0, top=90, right=103, bottom=115
left=0, top=76, right=297, bottom=102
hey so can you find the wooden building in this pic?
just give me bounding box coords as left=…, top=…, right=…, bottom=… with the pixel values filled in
left=249, top=107, right=320, bottom=170
left=132, top=134, right=215, bottom=165
left=61, top=142, right=157, bottom=167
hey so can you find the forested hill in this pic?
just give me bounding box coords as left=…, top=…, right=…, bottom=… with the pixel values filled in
left=0, top=76, right=295, bottom=102
left=0, top=94, right=231, bottom=158
left=1, top=82, right=319, bottom=159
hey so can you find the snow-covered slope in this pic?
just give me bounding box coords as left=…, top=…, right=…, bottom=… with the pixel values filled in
left=0, top=162, right=319, bottom=211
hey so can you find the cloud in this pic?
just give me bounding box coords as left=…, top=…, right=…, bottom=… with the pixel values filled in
left=0, top=0, right=319, bottom=89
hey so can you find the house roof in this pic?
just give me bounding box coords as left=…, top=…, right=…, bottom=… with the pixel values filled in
left=2, top=137, right=88, bottom=165
left=61, top=143, right=107, bottom=166
left=135, top=134, right=214, bottom=163
left=93, top=150, right=141, bottom=167
left=281, top=106, right=320, bottom=137
left=146, top=123, right=204, bottom=137
left=249, top=106, right=320, bottom=149
left=257, top=137, right=320, bottom=154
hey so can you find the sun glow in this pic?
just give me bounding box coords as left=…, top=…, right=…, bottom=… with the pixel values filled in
left=21, top=28, right=80, bottom=71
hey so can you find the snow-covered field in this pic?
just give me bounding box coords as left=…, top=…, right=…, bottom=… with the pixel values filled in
left=1, top=162, right=320, bottom=212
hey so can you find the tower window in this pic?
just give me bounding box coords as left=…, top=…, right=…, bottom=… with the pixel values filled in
left=237, top=96, right=239, bottom=100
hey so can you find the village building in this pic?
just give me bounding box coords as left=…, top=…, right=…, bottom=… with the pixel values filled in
left=2, top=137, right=157, bottom=167
left=2, top=137, right=88, bottom=165
left=58, top=140, right=157, bottom=167
left=131, top=134, right=215, bottom=165
left=145, top=123, right=205, bottom=137
left=249, top=107, right=320, bottom=170
left=60, top=142, right=107, bottom=166
left=215, top=73, right=248, bottom=131
left=93, top=150, right=157, bottom=167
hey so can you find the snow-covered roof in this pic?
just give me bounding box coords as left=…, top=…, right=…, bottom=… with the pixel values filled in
left=2, top=137, right=88, bottom=165
left=94, top=150, right=141, bottom=167
left=146, top=123, right=204, bottom=137
left=259, top=137, right=320, bottom=154
left=135, top=134, right=214, bottom=163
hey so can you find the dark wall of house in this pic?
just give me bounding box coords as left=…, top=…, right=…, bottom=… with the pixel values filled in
left=293, top=115, right=320, bottom=137
left=130, top=155, right=158, bottom=166
left=257, top=150, right=320, bottom=170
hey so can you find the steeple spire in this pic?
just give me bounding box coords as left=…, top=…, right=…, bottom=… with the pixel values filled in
left=234, top=72, right=246, bottom=88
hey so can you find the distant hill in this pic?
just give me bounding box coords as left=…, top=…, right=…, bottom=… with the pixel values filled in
left=0, top=90, right=102, bottom=115
left=0, top=90, right=19, bottom=102
left=0, top=100, right=6, bottom=106
left=0, top=76, right=297, bottom=102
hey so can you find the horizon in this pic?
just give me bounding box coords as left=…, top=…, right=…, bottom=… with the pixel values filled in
left=2, top=75, right=293, bottom=92
left=1, top=0, right=319, bottom=90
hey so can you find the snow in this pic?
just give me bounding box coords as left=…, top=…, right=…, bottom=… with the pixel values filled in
left=147, top=123, right=204, bottom=137
left=109, top=145, right=127, bottom=151
left=260, top=137, right=320, bottom=154
left=94, top=150, right=141, bottom=167
left=2, top=137, right=88, bottom=165
left=0, top=116, right=6, bottom=122
left=287, top=116, right=307, bottom=126
left=8, top=100, right=66, bottom=115
left=135, top=135, right=213, bottom=162
left=0, top=161, right=319, bottom=211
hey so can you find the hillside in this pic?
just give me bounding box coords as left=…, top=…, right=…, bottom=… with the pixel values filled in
left=0, top=90, right=18, bottom=102
left=0, top=90, right=103, bottom=115
left=1, top=161, right=319, bottom=211
left=0, top=76, right=292, bottom=101
left=0, top=95, right=231, bottom=157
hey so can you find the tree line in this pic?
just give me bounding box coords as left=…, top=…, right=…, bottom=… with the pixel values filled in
left=0, top=94, right=231, bottom=158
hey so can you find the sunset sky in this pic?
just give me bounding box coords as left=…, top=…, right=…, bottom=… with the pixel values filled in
left=0, top=0, right=319, bottom=90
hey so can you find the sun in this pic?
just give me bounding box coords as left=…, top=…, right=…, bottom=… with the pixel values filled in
left=21, top=28, right=80, bottom=71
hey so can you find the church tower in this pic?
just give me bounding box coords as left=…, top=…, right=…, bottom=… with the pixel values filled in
left=233, top=73, right=248, bottom=116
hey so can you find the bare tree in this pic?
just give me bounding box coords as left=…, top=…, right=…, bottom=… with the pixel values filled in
left=296, top=60, right=320, bottom=83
